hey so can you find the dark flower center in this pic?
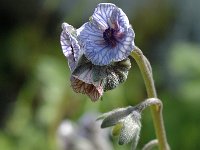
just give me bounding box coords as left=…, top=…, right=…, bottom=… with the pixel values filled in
left=103, top=28, right=117, bottom=47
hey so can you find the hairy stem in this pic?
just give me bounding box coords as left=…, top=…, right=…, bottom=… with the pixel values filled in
left=134, top=98, right=162, bottom=113
left=131, top=46, right=170, bottom=150
left=142, top=139, right=158, bottom=150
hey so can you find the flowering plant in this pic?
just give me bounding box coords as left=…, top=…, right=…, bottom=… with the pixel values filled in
left=60, top=3, right=170, bottom=150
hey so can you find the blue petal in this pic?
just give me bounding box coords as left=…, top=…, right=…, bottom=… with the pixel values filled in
left=111, top=27, right=135, bottom=62
left=78, top=22, right=103, bottom=42
left=78, top=3, right=135, bottom=65
left=60, top=23, right=80, bottom=71
left=113, top=8, right=130, bottom=29
left=79, top=24, right=135, bottom=65
left=92, top=3, right=116, bottom=30
left=92, top=3, right=130, bottom=31
left=79, top=22, right=113, bottom=65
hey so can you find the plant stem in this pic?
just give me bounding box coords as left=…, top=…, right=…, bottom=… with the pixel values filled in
left=131, top=46, right=170, bottom=150
left=142, top=139, right=158, bottom=150
left=134, top=98, right=162, bottom=113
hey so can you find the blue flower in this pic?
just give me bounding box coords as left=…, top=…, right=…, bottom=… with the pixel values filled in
left=60, top=23, right=80, bottom=71
left=60, top=4, right=133, bottom=101
left=79, top=3, right=135, bottom=66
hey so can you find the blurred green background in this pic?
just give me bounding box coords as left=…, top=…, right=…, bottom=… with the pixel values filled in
left=1, top=0, right=200, bottom=149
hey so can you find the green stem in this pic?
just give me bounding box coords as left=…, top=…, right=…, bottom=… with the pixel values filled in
left=131, top=46, right=170, bottom=150
left=142, top=139, right=158, bottom=150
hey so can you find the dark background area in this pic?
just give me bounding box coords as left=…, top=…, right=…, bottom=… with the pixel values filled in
left=1, top=0, right=200, bottom=149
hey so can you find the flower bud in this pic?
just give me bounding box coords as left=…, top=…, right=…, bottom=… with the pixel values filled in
left=118, top=111, right=141, bottom=148
left=97, top=107, right=141, bottom=150
left=97, top=106, right=134, bottom=128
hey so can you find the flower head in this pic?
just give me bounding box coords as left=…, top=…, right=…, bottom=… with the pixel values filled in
left=60, top=3, right=134, bottom=101
left=79, top=3, right=135, bottom=66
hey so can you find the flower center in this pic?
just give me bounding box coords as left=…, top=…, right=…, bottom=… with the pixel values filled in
left=103, top=28, right=117, bottom=47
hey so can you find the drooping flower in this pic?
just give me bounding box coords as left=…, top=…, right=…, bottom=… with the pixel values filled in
left=60, top=3, right=134, bottom=101
left=79, top=3, right=135, bottom=66
left=60, top=23, right=104, bottom=101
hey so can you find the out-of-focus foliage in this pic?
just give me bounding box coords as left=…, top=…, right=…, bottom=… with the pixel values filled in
left=0, top=0, right=200, bottom=150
